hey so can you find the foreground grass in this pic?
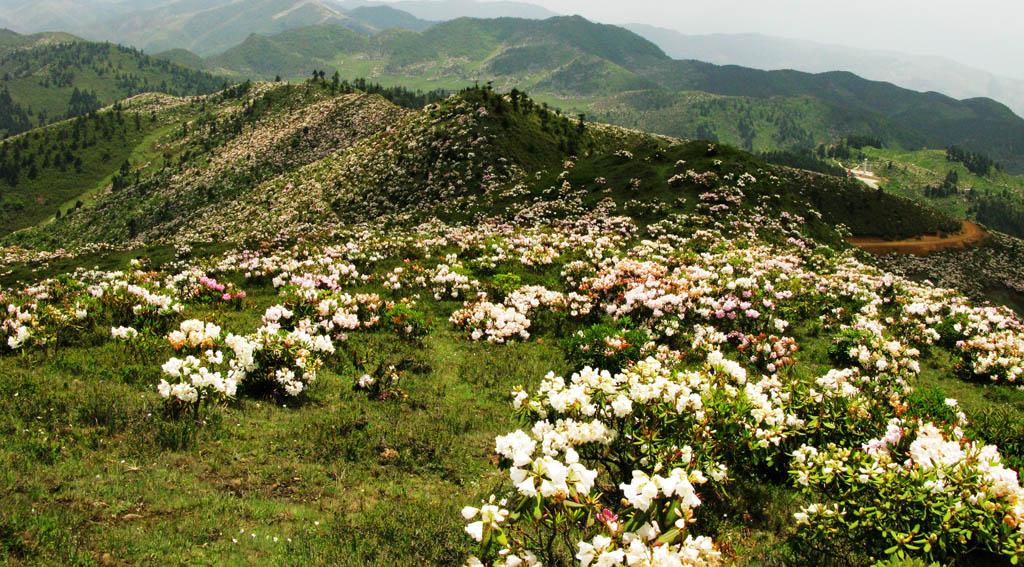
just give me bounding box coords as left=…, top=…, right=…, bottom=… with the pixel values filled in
left=0, top=276, right=570, bottom=565
left=2, top=280, right=1022, bottom=566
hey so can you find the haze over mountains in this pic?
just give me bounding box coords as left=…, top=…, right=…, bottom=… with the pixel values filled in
left=627, top=24, right=1024, bottom=119
left=2, top=0, right=1021, bottom=119
left=2, top=0, right=1024, bottom=172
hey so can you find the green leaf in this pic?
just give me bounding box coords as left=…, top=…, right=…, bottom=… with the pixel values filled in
left=656, top=527, right=682, bottom=545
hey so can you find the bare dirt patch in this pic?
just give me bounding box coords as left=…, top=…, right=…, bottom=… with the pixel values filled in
left=848, top=221, right=989, bottom=256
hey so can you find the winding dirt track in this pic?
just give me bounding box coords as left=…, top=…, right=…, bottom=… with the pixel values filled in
left=848, top=221, right=989, bottom=256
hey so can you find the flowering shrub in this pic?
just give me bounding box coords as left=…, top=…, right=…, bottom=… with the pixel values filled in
left=564, top=320, right=650, bottom=371
left=791, top=419, right=1024, bottom=564
left=157, top=320, right=236, bottom=418
left=462, top=351, right=800, bottom=566
left=451, top=297, right=531, bottom=343
left=166, top=269, right=246, bottom=307
left=236, top=326, right=334, bottom=398
left=354, top=363, right=408, bottom=401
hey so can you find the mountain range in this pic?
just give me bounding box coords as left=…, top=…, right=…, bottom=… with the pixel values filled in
left=0, top=0, right=555, bottom=56
left=626, top=24, right=1024, bottom=120
left=167, top=15, right=1024, bottom=173
left=4, top=1, right=1024, bottom=174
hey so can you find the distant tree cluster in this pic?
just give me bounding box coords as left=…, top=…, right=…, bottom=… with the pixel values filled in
left=67, top=88, right=101, bottom=118
left=0, top=108, right=141, bottom=188
left=0, top=87, right=32, bottom=136
left=816, top=141, right=852, bottom=160
left=845, top=135, right=883, bottom=150
left=923, top=170, right=961, bottom=198
left=971, top=193, right=1024, bottom=239
left=307, top=71, right=449, bottom=109
left=760, top=149, right=846, bottom=177
left=946, top=145, right=999, bottom=176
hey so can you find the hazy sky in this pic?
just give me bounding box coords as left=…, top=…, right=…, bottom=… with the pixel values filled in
left=496, top=0, right=1024, bottom=79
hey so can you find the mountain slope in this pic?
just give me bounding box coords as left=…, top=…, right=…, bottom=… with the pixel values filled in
left=81, top=0, right=372, bottom=56
left=3, top=80, right=961, bottom=254
left=344, top=5, right=433, bottom=31
left=332, top=0, right=558, bottom=20
left=626, top=24, right=1024, bottom=119
left=0, top=0, right=167, bottom=34
left=0, top=31, right=226, bottom=137
left=202, top=16, right=1024, bottom=172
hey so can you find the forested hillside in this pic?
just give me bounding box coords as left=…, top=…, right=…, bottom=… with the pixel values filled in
left=0, top=32, right=226, bottom=137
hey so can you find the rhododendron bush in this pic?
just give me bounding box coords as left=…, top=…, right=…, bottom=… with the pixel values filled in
left=4, top=93, right=1024, bottom=565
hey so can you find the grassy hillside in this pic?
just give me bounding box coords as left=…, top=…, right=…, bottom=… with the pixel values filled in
left=2, top=81, right=961, bottom=253
left=839, top=146, right=1024, bottom=239
left=0, top=97, right=186, bottom=236
left=201, top=16, right=1024, bottom=173
left=3, top=85, right=1024, bottom=567
left=0, top=33, right=226, bottom=137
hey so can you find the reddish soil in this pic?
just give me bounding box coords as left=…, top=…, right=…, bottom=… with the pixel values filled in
left=848, top=221, right=989, bottom=256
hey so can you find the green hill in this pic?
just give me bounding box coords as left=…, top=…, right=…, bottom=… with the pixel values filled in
left=5, top=81, right=1024, bottom=567
left=839, top=145, right=1024, bottom=238
left=3, top=80, right=959, bottom=253
left=199, top=16, right=1024, bottom=173
left=0, top=32, right=226, bottom=137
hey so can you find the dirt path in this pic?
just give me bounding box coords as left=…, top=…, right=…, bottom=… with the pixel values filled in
left=848, top=221, right=989, bottom=256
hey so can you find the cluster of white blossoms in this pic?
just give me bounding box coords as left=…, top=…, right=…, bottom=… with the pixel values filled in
left=505, top=285, right=587, bottom=317
left=167, top=319, right=222, bottom=350
left=428, top=262, right=477, bottom=300
left=114, top=282, right=184, bottom=316
left=619, top=466, right=704, bottom=512
left=245, top=324, right=335, bottom=397
left=261, top=304, right=294, bottom=331
left=958, top=330, right=1024, bottom=383
left=110, top=326, right=139, bottom=340
left=576, top=528, right=721, bottom=567
left=451, top=298, right=531, bottom=343
left=158, top=354, right=237, bottom=406
left=6, top=324, right=32, bottom=349
left=791, top=417, right=1024, bottom=555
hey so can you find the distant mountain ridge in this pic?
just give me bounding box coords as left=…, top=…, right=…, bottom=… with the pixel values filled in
left=343, top=5, right=433, bottom=31
left=75, top=0, right=372, bottom=56
left=8, top=0, right=554, bottom=56
left=0, top=0, right=166, bottom=34
left=329, top=0, right=558, bottom=20
left=626, top=24, right=1024, bottom=119
left=194, top=16, right=1024, bottom=172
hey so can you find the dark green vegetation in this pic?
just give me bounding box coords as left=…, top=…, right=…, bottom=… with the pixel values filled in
left=0, top=104, right=167, bottom=235
left=0, top=81, right=959, bottom=249
left=759, top=149, right=847, bottom=178
left=0, top=31, right=226, bottom=137
left=187, top=16, right=1024, bottom=173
